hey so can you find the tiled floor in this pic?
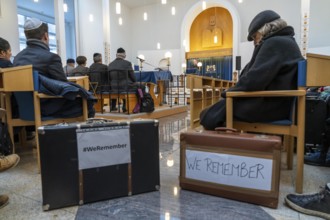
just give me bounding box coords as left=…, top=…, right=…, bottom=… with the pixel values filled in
left=0, top=111, right=328, bottom=219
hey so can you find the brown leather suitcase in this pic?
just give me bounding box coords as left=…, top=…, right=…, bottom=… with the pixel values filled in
left=179, top=129, right=281, bottom=208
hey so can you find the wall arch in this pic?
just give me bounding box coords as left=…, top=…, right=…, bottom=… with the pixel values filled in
left=180, top=0, right=240, bottom=71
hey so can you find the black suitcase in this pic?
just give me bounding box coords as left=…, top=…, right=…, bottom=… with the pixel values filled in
left=305, top=94, right=327, bottom=147
left=38, top=119, right=160, bottom=211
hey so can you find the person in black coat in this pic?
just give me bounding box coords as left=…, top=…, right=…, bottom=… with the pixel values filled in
left=108, top=47, right=138, bottom=112
left=200, top=10, right=304, bottom=130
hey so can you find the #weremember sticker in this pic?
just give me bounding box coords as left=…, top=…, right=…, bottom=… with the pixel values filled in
left=76, top=126, right=131, bottom=170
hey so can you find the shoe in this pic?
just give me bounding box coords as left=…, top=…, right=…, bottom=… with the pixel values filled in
left=304, top=151, right=330, bottom=167
left=285, top=183, right=330, bottom=220
left=110, top=107, right=118, bottom=111
left=0, top=154, right=20, bottom=172
left=122, top=108, right=127, bottom=113
left=0, top=195, right=9, bottom=209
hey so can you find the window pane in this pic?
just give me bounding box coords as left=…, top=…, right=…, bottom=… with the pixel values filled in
left=49, top=34, right=57, bottom=46
left=48, top=23, right=56, bottom=34
left=18, top=27, right=26, bottom=39
left=17, top=14, right=25, bottom=26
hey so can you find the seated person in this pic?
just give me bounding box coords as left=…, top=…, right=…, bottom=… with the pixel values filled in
left=70, top=56, right=89, bottom=76
left=108, top=47, right=140, bottom=112
left=13, top=18, right=95, bottom=118
left=200, top=10, right=304, bottom=130
left=89, top=53, right=109, bottom=93
left=63, top=58, right=75, bottom=76
left=0, top=37, right=13, bottom=68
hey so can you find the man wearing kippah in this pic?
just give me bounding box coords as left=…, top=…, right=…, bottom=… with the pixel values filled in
left=14, top=18, right=67, bottom=81
left=200, top=10, right=304, bottom=130
left=13, top=17, right=95, bottom=118
left=108, top=47, right=137, bottom=112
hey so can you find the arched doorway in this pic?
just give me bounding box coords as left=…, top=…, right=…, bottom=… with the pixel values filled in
left=180, top=0, right=240, bottom=79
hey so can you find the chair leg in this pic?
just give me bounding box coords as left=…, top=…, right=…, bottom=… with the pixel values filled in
left=284, top=135, right=294, bottom=170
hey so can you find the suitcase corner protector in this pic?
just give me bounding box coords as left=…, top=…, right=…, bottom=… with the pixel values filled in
left=42, top=204, right=50, bottom=211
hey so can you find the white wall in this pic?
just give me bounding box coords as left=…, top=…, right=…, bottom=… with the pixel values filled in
left=0, top=1, right=20, bottom=56
left=109, top=1, right=132, bottom=65
left=309, top=0, right=330, bottom=48
left=76, top=0, right=105, bottom=66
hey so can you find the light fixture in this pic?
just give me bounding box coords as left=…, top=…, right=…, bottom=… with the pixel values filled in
left=165, top=51, right=172, bottom=58
left=161, top=0, right=167, bottom=4
left=238, top=0, right=243, bottom=3
left=157, top=42, right=161, bottom=49
left=182, top=39, right=186, bottom=47
left=197, top=62, right=203, bottom=74
left=214, top=35, right=218, bottom=44
left=166, top=156, right=174, bottom=167
left=89, top=14, right=94, bottom=22
left=63, top=3, right=68, bottom=12
left=137, top=54, right=145, bottom=60
left=116, top=2, right=121, bottom=14
left=144, top=12, right=148, bottom=21
left=34, top=0, right=38, bottom=2
left=202, top=1, right=206, bottom=10
left=118, top=17, right=123, bottom=25
left=171, top=7, right=176, bottom=15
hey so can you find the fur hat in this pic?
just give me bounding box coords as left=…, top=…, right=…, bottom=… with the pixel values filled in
left=24, top=18, right=43, bottom=31
left=247, top=10, right=280, bottom=41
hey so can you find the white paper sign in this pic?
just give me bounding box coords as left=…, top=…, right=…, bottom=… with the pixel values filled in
left=185, top=149, right=273, bottom=191
left=77, top=126, right=131, bottom=170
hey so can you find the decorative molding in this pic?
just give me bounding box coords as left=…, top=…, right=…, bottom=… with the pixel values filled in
left=185, top=48, right=232, bottom=59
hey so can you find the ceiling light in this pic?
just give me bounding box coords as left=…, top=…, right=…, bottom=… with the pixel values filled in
left=238, top=0, right=243, bottom=3
left=119, top=17, right=123, bottom=25
left=63, top=3, right=68, bottom=12
left=171, top=7, right=176, bottom=15
left=116, top=2, right=121, bottom=14
left=162, top=0, right=167, bottom=4
left=34, top=0, right=38, bottom=2
left=89, top=14, right=94, bottom=22
left=157, top=43, right=161, bottom=49
left=143, top=12, right=148, bottom=21
left=202, top=1, right=206, bottom=10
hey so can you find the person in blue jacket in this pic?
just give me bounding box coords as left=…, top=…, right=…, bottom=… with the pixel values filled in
left=200, top=10, right=304, bottom=130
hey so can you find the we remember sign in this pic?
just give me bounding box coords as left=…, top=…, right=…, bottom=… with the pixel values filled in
left=77, top=126, right=131, bottom=170
left=185, top=149, right=273, bottom=191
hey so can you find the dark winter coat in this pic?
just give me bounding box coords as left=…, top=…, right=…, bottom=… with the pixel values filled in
left=200, top=26, right=304, bottom=130
left=108, top=58, right=137, bottom=92
left=13, top=39, right=67, bottom=82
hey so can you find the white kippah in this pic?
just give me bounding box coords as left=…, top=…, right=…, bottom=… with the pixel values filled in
left=24, top=18, right=43, bottom=31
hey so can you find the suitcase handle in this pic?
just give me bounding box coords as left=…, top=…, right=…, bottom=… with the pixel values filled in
left=214, top=127, right=238, bottom=133
left=86, top=118, right=113, bottom=124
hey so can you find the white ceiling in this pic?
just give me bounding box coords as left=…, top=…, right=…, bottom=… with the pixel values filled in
left=120, top=0, right=178, bottom=8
